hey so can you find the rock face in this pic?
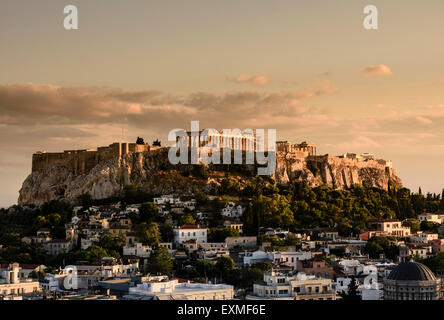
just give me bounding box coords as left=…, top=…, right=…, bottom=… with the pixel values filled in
left=18, top=148, right=402, bottom=206
left=274, top=153, right=402, bottom=190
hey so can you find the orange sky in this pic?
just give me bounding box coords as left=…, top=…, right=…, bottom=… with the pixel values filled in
left=1, top=0, right=444, bottom=206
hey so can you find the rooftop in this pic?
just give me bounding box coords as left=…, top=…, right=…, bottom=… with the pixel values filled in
left=177, top=224, right=203, bottom=229
left=387, top=261, right=436, bottom=281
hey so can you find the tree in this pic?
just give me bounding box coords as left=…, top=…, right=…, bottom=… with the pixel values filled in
left=77, top=193, right=92, bottom=206
left=179, top=214, right=196, bottom=226
left=347, top=276, right=361, bottom=300
left=195, top=260, right=217, bottom=280
left=32, top=216, right=48, bottom=230
left=421, top=252, right=444, bottom=275
left=340, top=275, right=361, bottom=300
left=147, top=246, right=173, bottom=276
left=0, top=233, right=21, bottom=246
left=403, top=218, right=420, bottom=233
left=123, top=185, right=151, bottom=204
left=420, top=221, right=440, bottom=233
left=208, top=228, right=239, bottom=242
left=215, top=256, right=235, bottom=281
left=194, top=190, right=208, bottom=206
left=136, top=222, right=160, bottom=247
left=192, top=165, right=209, bottom=179
left=47, top=213, right=62, bottom=226
left=98, top=232, right=125, bottom=253
left=139, top=202, right=160, bottom=223
left=29, top=270, right=46, bottom=281
left=364, top=236, right=398, bottom=259
left=153, top=139, right=161, bottom=147
left=81, top=246, right=109, bottom=264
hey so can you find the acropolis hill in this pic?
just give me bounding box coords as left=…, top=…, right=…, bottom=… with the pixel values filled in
left=19, top=139, right=402, bottom=206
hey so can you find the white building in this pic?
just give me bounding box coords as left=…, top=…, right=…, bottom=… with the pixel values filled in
left=221, top=202, right=244, bottom=218
left=40, top=274, right=66, bottom=292
left=243, top=250, right=312, bottom=268
left=367, top=219, right=411, bottom=237
left=123, top=243, right=152, bottom=258
left=336, top=259, right=362, bottom=275
left=418, top=213, right=442, bottom=224
left=243, top=250, right=272, bottom=266
left=153, top=195, right=180, bottom=205
left=399, top=244, right=433, bottom=261
left=225, top=236, right=257, bottom=249
left=0, top=263, right=42, bottom=297
left=43, top=240, right=72, bottom=255
left=334, top=272, right=383, bottom=300
left=127, top=278, right=234, bottom=300
left=199, top=242, right=227, bottom=251
left=274, top=251, right=313, bottom=269
left=247, top=271, right=335, bottom=300
left=410, top=232, right=439, bottom=243
left=125, top=204, right=141, bottom=214
left=173, top=224, right=207, bottom=245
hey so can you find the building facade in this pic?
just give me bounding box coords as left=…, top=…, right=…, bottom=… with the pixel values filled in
left=384, top=261, right=442, bottom=300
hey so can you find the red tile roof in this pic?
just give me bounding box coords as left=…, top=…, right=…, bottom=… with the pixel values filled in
left=178, top=224, right=202, bottom=229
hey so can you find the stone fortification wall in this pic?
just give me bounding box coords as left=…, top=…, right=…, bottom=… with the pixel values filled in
left=31, top=142, right=152, bottom=174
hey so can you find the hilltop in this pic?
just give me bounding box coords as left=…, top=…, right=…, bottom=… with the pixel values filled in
left=18, top=142, right=402, bottom=206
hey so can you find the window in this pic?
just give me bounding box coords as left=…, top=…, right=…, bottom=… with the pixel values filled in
left=278, top=290, right=288, bottom=295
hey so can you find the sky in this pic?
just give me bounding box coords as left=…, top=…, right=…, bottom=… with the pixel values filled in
left=1, top=0, right=444, bottom=207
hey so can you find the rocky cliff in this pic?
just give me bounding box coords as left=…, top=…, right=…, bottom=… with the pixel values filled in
left=18, top=148, right=402, bottom=206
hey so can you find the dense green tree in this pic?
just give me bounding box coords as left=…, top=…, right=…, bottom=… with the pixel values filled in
left=136, top=222, right=160, bottom=247
left=123, top=185, right=151, bottom=204
left=98, top=232, right=126, bottom=253
left=29, top=270, right=46, bottom=281
left=421, top=252, right=444, bottom=275
left=364, top=236, right=398, bottom=259
left=215, top=256, right=235, bottom=281
left=139, top=202, right=160, bottom=223
left=420, top=221, right=440, bottom=233
left=208, top=228, right=240, bottom=242
left=179, top=214, right=196, bottom=226
left=403, top=219, right=420, bottom=233
left=147, top=246, right=173, bottom=276
left=80, top=246, right=110, bottom=264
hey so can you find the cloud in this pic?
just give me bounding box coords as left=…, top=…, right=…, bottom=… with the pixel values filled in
left=415, top=116, right=433, bottom=124
left=232, top=74, right=269, bottom=86
left=0, top=82, right=339, bottom=131
left=361, top=64, right=393, bottom=77
left=336, top=135, right=381, bottom=150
